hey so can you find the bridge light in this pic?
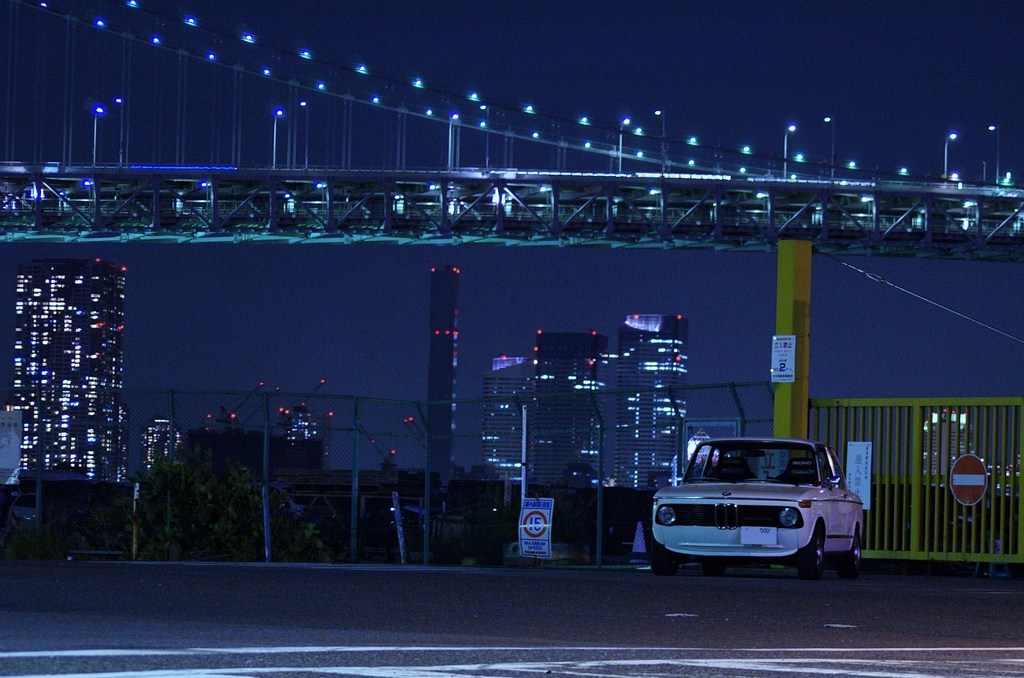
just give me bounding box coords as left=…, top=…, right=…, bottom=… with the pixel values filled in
left=687, top=136, right=698, bottom=146
left=355, top=64, right=368, bottom=74
left=184, top=14, right=197, bottom=26
left=299, top=49, right=312, bottom=59
left=412, top=78, right=424, bottom=88
left=241, top=32, right=255, bottom=44
left=524, top=104, right=535, bottom=114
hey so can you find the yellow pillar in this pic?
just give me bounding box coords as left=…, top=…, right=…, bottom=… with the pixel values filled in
left=773, top=240, right=812, bottom=438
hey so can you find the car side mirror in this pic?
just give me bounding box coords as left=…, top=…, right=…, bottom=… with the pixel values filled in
left=826, top=475, right=842, bottom=489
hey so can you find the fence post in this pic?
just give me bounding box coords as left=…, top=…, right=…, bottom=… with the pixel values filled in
left=729, top=382, right=749, bottom=434
left=590, top=393, right=605, bottom=568
left=261, top=391, right=272, bottom=563
left=349, top=398, right=360, bottom=562
left=34, top=449, right=43, bottom=525
left=416, top=401, right=431, bottom=566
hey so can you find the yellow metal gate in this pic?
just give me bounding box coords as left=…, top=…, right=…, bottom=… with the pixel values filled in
left=809, top=398, right=1024, bottom=564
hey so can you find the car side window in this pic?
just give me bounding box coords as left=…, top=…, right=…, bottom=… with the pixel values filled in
left=819, top=447, right=846, bottom=489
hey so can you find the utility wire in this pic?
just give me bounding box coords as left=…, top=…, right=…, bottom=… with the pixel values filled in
left=819, top=251, right=1024, bottom=346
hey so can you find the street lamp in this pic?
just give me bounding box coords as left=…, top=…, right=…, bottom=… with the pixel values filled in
left=480, top=104, right=490, bottom=168
left=447, top=112, right=461, bottom=170
left=299, top=100, right=309, bottom=168
left=113, top=97, right=126, bottom=166
left=988, top=125, right=1000, bottom=184
left=782, top=124, right=796, bottom=177
left=823, top=116, right=835, bottom=179
left=271, top=107, right=285, bottom=169
left=91, top=103, right=106, bottom=166
left=618, top=117, right=631, bottom=173
left=943, top=131, right=957, bottom=178
left=655, top=109, right=667, bottom=173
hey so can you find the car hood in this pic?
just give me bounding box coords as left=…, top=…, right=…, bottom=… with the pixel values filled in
left=655, top=481, right=830, bottom=502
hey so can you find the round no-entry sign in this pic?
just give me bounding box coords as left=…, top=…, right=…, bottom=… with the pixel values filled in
left=950, top=454, right=988, bottom=506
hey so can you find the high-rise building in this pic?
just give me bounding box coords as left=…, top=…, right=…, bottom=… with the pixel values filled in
left=480, top=356, right=533, bottom=478
left=426, top=265, right=459, bottom=483
left=10, top=258, right=127, bottom=480
left=532, top=330, right=609, bottom=486
left=613, top=314, right=688, bottom=488
left=141, top=417, right=183, bottom=468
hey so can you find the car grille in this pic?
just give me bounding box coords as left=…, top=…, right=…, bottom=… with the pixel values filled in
left=667, top=504, right=796, bottom=529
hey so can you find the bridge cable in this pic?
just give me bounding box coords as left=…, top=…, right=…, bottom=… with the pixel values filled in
left=819, top=251, right=1024, bottom=346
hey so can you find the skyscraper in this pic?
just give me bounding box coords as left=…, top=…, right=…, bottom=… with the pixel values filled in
left=10, top=258, right=127, bottom=480
left=532, top=330, right=609, bottom=486
left=426, top=265, right=459, bottom=482
left=613, top=314, right=688, bottom=488
left=141, top=417, right=183, bottom=468
left=480, top=356, right=533, bottom=478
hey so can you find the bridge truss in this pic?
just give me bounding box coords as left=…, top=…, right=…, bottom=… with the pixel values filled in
left=2, top=166, right=1024, bottom=262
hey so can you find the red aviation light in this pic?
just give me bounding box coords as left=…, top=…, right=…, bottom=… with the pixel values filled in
left=433, top=329, right=441, bottom=335
left=536, top=329, right=543, bottom=334
left=590, top=329, right=597, bottom=336
left=676, top=314, right=683, bottom=320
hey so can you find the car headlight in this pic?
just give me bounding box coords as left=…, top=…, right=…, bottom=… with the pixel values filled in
left=656, top=505, right=677, bottom=525
left=779, top=507, right=800, bottom=528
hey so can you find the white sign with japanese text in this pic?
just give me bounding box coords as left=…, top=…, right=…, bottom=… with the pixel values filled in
left=771, top=335, right=796, bottom=383
left=845, top=441, right=872, bottom=510
left=518, top=498, right=554, bottom=558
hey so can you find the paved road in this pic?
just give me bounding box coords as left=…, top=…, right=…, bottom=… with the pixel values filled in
left=1, top=560, right=1023, bottom=676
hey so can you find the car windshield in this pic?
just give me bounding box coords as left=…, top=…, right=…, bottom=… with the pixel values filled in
left=683, top=441, right=822, bottom=485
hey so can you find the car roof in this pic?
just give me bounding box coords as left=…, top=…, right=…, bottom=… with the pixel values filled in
left=695, top=437, right=825, bottom=447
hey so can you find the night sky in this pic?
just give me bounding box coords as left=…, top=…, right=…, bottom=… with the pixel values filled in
left=1, top=1, right=1023, bottom=403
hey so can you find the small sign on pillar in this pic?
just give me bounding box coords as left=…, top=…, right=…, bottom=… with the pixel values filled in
left=771, top=335, right=796, bottom=383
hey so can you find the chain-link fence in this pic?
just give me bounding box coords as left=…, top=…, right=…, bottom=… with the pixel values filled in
left=0, top=381, right=772, bottom=564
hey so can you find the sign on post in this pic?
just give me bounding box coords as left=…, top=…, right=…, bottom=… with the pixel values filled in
left=771, top=335, right=796, bottom=383
left=845, top=441, right=873, bottom=510
left=518, top=497, right=554, bottom=558
left=950, top=454, right=987, bottom=506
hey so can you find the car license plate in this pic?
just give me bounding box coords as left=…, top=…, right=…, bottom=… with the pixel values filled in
left=741, top=526, right=777, bottom=545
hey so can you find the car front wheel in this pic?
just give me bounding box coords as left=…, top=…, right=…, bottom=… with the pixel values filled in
left=651, top=540, right=679, bottom=576
left=796, top=524, right=824, bottom=580
left=836, top=529, right=861, bottom=579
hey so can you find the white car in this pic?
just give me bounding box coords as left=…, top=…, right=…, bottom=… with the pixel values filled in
left=651, top=437, right=863, bottom=579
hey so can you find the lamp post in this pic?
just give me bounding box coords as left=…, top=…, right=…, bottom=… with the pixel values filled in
left=113, top=97, right=125, bottom=166
left=91, top=103, right=106, bottom=166
left=943, top=131, right=957, bottom=178
left=299, top=100, right=309, bottom=168
left=655, top=109, right=666, bottom=173
left=988, top=125, right=1000, bottom=184
left=447, top=112, right=460, bottom=170
left=480, top=104, right=490, bottom=168
left=823, top=116, right=835, bottom=179
left=782, top=124, right=796, bottom=177
left=618, top=117, right=631, bottom=173
left=272, top=107, right=285, bottom=169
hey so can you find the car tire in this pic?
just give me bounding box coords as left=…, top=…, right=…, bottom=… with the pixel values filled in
left=651, top=540, right=679, bottom=576
left=836, top=529, right=862, bottom=579
left=700, top=558, right=727, bottom=576
left=796, top=524, right=825, bottom=580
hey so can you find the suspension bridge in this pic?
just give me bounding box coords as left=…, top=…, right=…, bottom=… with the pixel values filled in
left=1, top=0, right=1022, bottom=260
